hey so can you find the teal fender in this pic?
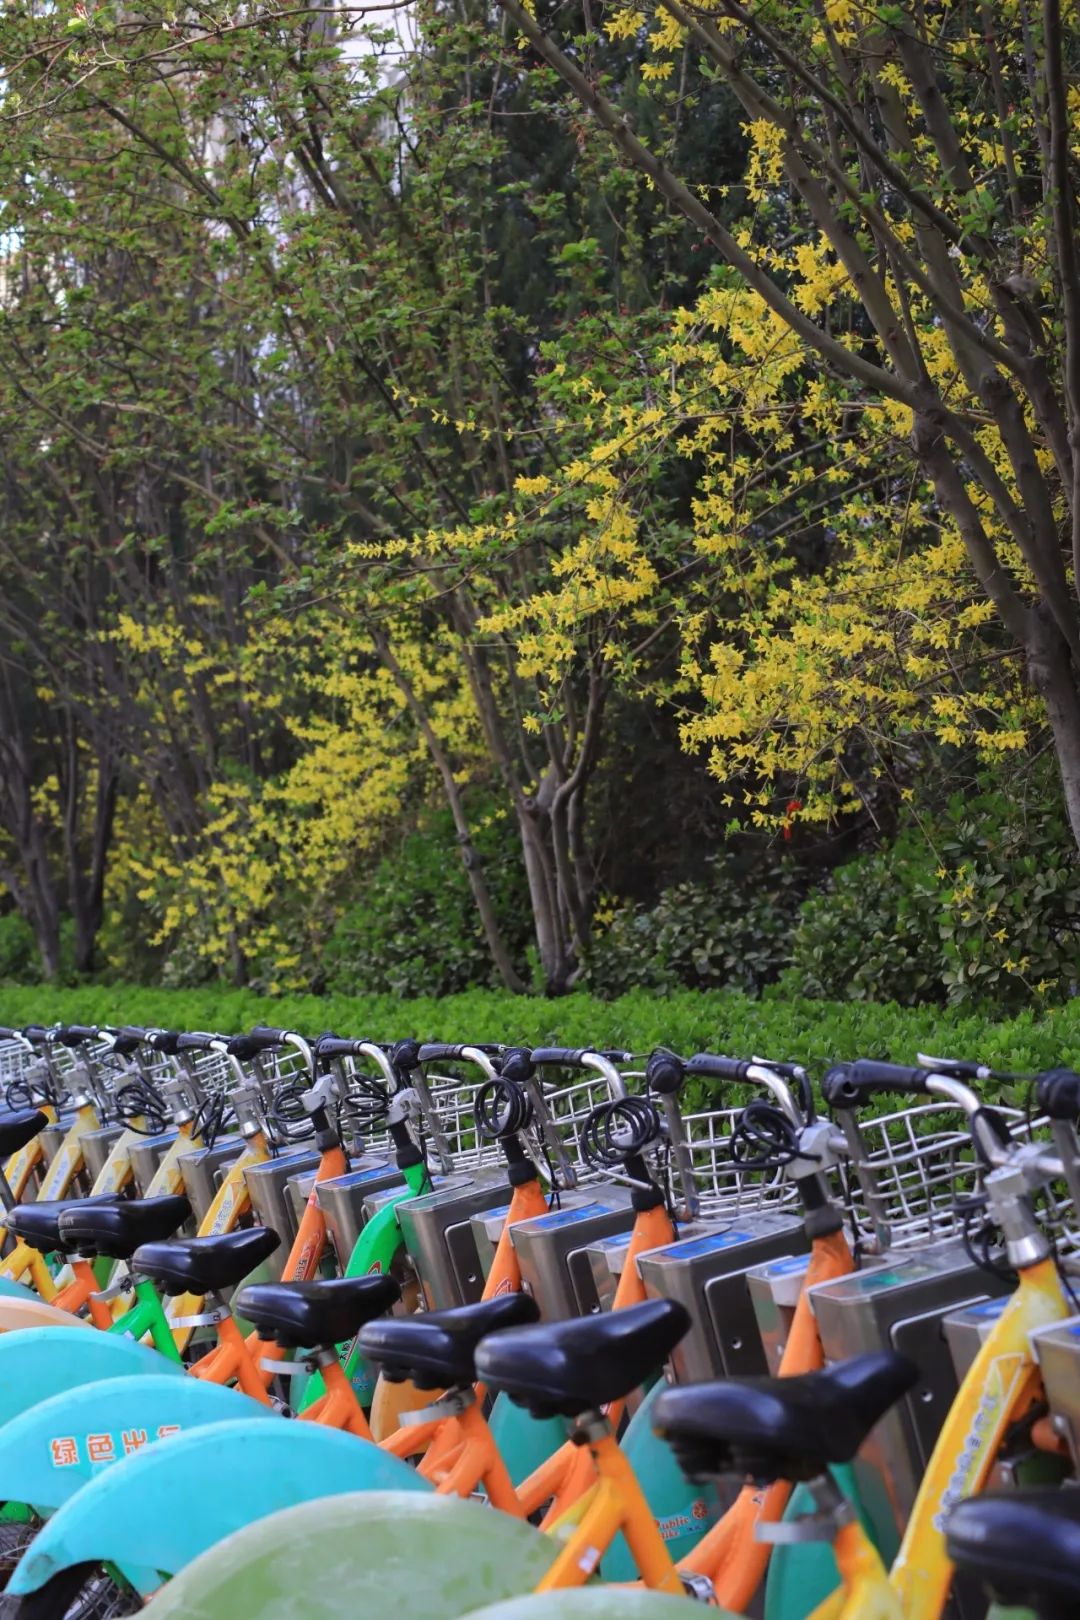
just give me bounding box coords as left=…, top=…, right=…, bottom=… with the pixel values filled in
left=601, top=1380, right=717, bottom=1578
left=0, top=1276, right=42, bottom=1303
left=0, top=1327, right=183, bottom=1430
left=0, top=1375, right=274, bottom=1518
left=10, top=1416, right=432, bottom=1598
left=488, top=1393, right=566, bottom=1489
left=141, top=1491, right=556, bottom=1619
left=764, top=1462, right=898, bottom=1620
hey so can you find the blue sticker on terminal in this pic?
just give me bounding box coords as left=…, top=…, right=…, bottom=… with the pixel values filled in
left=664, top=1230, right=753, bottom=1258
left=525, top=1202, right=612, bottom=1229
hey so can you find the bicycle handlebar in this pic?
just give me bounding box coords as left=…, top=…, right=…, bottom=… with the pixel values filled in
left=177, top=1031, right=225, bottom=1053
left=313, top=1034, right=365, bottom=1060
left=417, top=1042, right=503, bottom=1064
left=55, top=1024, right=99, bottom=1047
left=227, top=1027, right=293, bottom=1060
left=823, top=1059, right=936, bottom=1107
left=1036, top=1068, right=1080, bottom=1120
left=530, top=1047, right=633, bottom=1067
left=147, top=1031, right=183, bottom=1055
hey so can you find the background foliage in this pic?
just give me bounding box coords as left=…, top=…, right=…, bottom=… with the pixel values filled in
left=0, top=0, right=1078, bottom=1011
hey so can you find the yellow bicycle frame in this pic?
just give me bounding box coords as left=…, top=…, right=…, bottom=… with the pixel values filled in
left=0, top=1101, right=101, bottom=1299
left=165, top=1130, right=272, bottom=1353
left=0, top=1103, right=58, bottom=1248
left=802, top=1253, right=1070, bottom=1620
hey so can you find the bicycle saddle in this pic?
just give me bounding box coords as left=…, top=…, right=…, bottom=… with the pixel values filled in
left=8, top=1195, right=125, bottom=1255
left=361, top=1292, right=539, bottom=1390
left=236, top=1275, right=401, bottom=1349
left=946, top=1487, right=1080, bottom=1616
left=134, top=1226, right=281, bottom=1295
left=653, top=1350, right=917, bottom=1484
left=475, top=1297, right=690, bottom=1419
left=0, top=1108, right=49, bottom=1159
left=57, top=1194, right=191, bottom=1260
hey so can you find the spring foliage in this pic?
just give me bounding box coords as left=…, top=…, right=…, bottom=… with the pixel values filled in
left=0, top=0, right=1079, bottom=998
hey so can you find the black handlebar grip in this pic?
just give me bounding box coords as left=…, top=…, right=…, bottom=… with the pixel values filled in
left=313, top=1033, right=362, bottom=1059
left=417, top=1043, right=469, bottom=1063
left=227, top=1027, right=294, bottom=1060
left=177, top=1031, right=223, bottom=1053
left=646, top=1049, right=686, bottom=1095
left=107, top=1026, right=147, bottom=1057
left=0, top=1027, right=18, bottom=1040
left=683, top=1053, right=755, bottom=1083
left=531, top=1047, right=631, bottom=1067
left=56, top=1024, right=99, bottom=1046
left=1036, top=1068, right=1080, bottom=1120
left=148, top=1030, right=183, bottom=1055
left=823, top=1059, right=934, bottom=1109
left=22, top=1025, right=51, bottom=1043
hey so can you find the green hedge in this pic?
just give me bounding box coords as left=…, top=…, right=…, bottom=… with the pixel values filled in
left=3, top=982, right=1080, bottom=1075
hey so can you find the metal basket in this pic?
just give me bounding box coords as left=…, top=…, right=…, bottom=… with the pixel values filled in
left=830, top=1101, right=1080, bottom=1255
left=680, top=1105, right=798, bottom=1219
left=0, top=1036, right=34, bottom=1091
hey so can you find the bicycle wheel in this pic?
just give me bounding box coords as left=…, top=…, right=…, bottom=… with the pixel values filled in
left=0, top=1562, right=140, bottom=1618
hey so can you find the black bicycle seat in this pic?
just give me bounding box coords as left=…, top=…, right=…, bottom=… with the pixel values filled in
left=0, top=1109, right=49, bottom=1159
left=475, top=1297, right=690, bottom=1419
left=361, top=1292, right=539, bottom=1390
left=653, top=1350, right=917, bottom=1484
left=57, top=1194, right=191, bottom=1260
left=235, top=1275, right=401, bottom=1349
left=8, top=1196, right=125, bottom=1255
left=946, top=1487, right=1080, bottom=1616
left=134, top=1226, right=280, bottom=1295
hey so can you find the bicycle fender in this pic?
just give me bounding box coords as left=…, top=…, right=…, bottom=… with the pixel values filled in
left=599, top=1379, right=716, bottom=1579
left=763, top=1462, right=897, bottom=1620
left=487, top=1392, right=566, bottom=1489
left=0, top=1327, right=182, bottom=1429
left=0, top=1296, right=88, bottom=1332
left=0, top=1276, right=45, bottom=1303
left=139, top=1490, right=556, bottom=1619
left=457, top=1593, right=735, bottom=1620
left=0, top=1375, right=274, bottom=1519
left=10, top=1418, right=432, bottom=1597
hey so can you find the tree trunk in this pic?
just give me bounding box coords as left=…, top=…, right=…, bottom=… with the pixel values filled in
left=1027, top=609, right=1080, bottom=854
left=372, top=630, right=527, bottom=994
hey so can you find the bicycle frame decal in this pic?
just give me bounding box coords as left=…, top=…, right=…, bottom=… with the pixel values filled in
left=930, top=1351, right=1026, bottom=1531
left=8, top=1419, right=433, bottom=1599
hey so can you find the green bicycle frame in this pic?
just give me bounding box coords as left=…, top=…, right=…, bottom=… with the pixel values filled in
left=109, top=1277, right=183, bottom=1363
left=300, top=1159, right=432, bottom=1410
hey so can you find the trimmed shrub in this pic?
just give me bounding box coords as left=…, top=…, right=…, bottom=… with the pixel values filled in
left=587, top=852, right=806, bottom=997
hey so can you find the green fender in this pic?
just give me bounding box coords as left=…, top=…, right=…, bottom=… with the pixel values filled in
left=10, top=1418, right=432, bottom=1598
left=0, top=1327, right=183, bottom=1430
left=142, top=1491, right=557, bottom=1619
left=459, top=1593, right=738, bottom=1620
left=0, top=1375, right=274, bottom=1519
left=302, top=1191, right=412, bottom=1410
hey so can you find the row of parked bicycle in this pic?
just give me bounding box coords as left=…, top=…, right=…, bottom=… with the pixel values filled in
left=0, top=1019, right=1075, bottom=1618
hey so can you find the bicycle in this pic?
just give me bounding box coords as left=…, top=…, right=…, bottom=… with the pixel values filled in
left=126, top=1055, right=1080, bottom=1620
